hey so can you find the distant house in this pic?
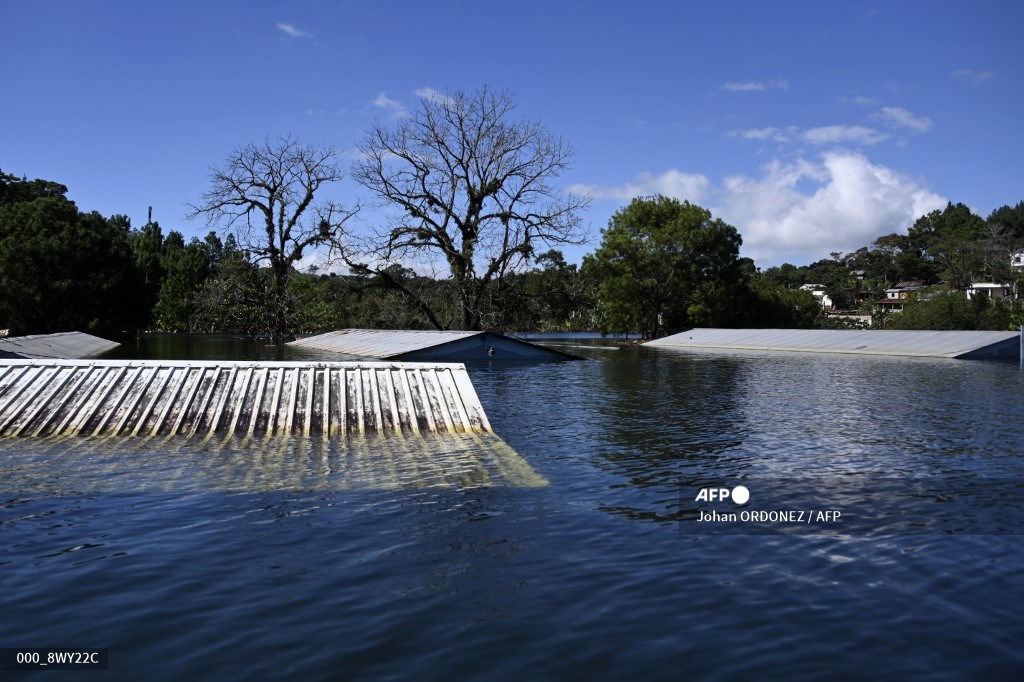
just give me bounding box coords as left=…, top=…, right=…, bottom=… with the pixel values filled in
left=966, top=282, right=1014, bottom=301
left=799, top=283, right=833, bottom=310
left=877, top=280, right=926, bottom=313
left=1012, top=250, right=1024, bottom=271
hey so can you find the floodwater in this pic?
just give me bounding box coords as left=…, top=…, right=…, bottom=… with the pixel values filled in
left=1, top=335, right=1022, bottom=679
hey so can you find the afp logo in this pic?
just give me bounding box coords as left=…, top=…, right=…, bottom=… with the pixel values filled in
left=695, top=485, right=750, bottom=505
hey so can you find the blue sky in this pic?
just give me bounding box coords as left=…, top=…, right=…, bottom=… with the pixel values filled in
left=3, top=0, right=1022, bottom=269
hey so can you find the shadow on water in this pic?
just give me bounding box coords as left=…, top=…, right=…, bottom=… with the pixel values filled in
left=105, top=332, right=293, bottom=361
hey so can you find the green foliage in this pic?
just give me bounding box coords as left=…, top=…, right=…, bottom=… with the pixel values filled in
left=882, top=288, right=1013, bottom=330
left=130, top=220, right=166, bottom=327
left=5, top=163, right=1023, bottom=339
left=286, top=274, right=348, bottom=334
left=587, top=196, right=743, bottom=337
left=516, top=250, right=598, bottom=331
left=0, top=169, right=68, bottom=205
left=987, top=201, right=1024, bottom=239
left=189, top=250, right=274, bottom=334
left=0, top=178, right=146, bottom=335
left=153, top=238, right=211, bottom=332
left=732, top=278, right=819, bottom=328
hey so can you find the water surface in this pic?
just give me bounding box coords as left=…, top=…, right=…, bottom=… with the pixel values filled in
left=1, top=337, right=1022, bottom=679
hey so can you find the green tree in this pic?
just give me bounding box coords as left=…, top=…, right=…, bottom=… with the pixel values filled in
left=154, top=237, right=212, bottom=331
left=0, top=169, right=68, bottom=205
left=987, top=201, right=1024, bottom=239
left=909, top=202, right=985, bottom=245
left=190, top=249, right=274, bottom=334
left=0, top=174, right=144, bottom=335
left=732, top=277, right=820, bottom=328
left=523, top=249, right=598, bottom=331
left=130, top=219, right=166, bottom=327
left=586, top=196, right=743, bottom=338
left=907, top=202, right=986, bottom=289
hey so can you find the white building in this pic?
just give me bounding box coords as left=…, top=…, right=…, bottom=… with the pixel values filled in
left=799, top=283, right=833, bottom=310
left=966, top=283, right=1014, bottom=301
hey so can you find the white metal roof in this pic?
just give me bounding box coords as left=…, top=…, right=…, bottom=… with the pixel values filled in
left=0, top=359, right=492, bottom=438
left=290, top=329, right=478, bottom=358
left=0, top=332, right=119, bottom=359
left=647, top=328, right=1021, bottom=359
left=289, top=328, right=580, bottom=360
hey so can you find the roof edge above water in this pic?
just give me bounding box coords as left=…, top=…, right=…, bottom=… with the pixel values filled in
left=646, top=328, right=1021, bottom=359
left=290, top=329, right=583, bottom=361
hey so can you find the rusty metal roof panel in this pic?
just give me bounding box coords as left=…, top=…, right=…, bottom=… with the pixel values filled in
left=0, top=359, right=493, bottom=438
left=647, top=328, right=1021, bottom=359
left=0, top=332, right=119, bottom=359
left=290, top=328, right=582, bottom=361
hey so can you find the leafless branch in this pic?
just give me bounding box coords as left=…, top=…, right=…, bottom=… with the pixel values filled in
left=187, top=134, right=356, bottom=338
left=350, top=86, right=590, bottom=330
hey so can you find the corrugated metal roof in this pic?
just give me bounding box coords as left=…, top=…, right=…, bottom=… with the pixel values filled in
left=0, top=332, right=119, bottom=359
left=0, top=359, right=492, bottom=438
left=647, top=328, right=1021, bottom=359
left=289, top=328, right=581, bottom=360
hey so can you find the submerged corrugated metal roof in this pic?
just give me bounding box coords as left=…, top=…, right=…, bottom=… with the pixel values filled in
left=289, top=328, right=581, bottom=360
left=0, top=332, right=119, bottom=359
left=0, top=432, right=548, bottom=490
left=647, top=328, right=1021, bottom=359
left=0, top=359, right=492, bottom=438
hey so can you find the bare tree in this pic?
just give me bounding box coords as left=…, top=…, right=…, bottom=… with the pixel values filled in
left=187, top=135, right=356, bottom=339
left=351, top=86, right=590, bottom=330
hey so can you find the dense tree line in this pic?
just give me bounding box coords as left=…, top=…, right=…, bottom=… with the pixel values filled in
left=0, top=168, right=599, bottom=337
left=3, top=87, right=1023, bottom=339
left=6, top=162, right=1020, bottom=339
left=0, top=170, right=147, bottom=335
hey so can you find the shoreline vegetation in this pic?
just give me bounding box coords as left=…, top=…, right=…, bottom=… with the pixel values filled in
left=3, top=166, right=1021, bottom=341
left=3, top=92, right=1023, bottom=341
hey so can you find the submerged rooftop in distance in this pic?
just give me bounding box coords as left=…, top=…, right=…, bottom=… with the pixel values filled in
left=647, top=328, right=1021, bottom=360
left=289, top=329, right=582, bottom=361
left=0, top=331, right=119, bottom=359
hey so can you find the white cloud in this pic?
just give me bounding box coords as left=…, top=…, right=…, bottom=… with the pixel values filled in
left=569, top=169, right=711, bottom=204
left=873, top=106, right=932, bottom=132
left=730, top=127, right=794, bottom=143
left=413, top=87, right=453, bottom=106
left=577, top=152, right=947, bottom=266
left=801, top=125, right=889, bottom=146
left=718, top=150, right=946, bottom=264
left=371, top=91, right=408, bottom=118
left=277, top=22, right=312, bottom=39
left=723, top=79, right=789, bottom=92
left=952, top=68, right=995, bottom=83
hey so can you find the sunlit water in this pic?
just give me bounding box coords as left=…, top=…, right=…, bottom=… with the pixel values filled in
left=1, top=336, right=1022, bottom=679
